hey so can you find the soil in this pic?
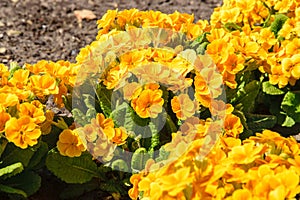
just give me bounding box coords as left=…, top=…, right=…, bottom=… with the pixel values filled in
left=0, top=0, right=222, bottom=199
left=0, top=0, right=223, bottom=66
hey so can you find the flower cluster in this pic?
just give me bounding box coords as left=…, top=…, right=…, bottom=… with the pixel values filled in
left=0, top=60, right=79, bottom=149
left=209, top=0, right=300, bottom=88
left=74, top=113, right=128, bottom=161
left=129, top=129, right=300, bottom=200
left=0, top=1, right=300, bottom=198
left=96, top=9, right=210, bottom=40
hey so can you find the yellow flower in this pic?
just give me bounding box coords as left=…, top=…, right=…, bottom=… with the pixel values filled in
left=57, top=129, right=86, bottom=157
left=131, top=87, right=164, bottom=118
left=228, top=141, right=267, bottom=164
left=171, top=94, right=198, bottom=120
left=220, top=7, right=240, bottom=24
left=231, top=189, right=252, bottom=200
left=29, top=74, right=59, bottom=98
left=25, top=60, right=48, bottom=74
left=96, top=9, right=117, bottom=38
left=8, top=69, right=30, bottom=89
left=103, top=65, right=128, bottom=89
left=206, top=39, right=232, bottom=64
left=19, top=101, right=46, bottom=124
left=282, top=54, right=300, bottom=80
left=269, top=65, right=289, bottom=88
left=0, top=106, right=10, bottom=132
left=117, top=9, right=141, bottom=29
left=0, top=93, right=19, bottom=108
left=5, top=116, right=41, bottom=149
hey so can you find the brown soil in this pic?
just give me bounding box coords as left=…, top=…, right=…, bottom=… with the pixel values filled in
left=0, top=0, right=223, bottom=66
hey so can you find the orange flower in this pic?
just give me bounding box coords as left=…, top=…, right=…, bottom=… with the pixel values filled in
left=29, top=74, right=59, bottom=98
left=224, top=113, right=244, bottom=138
left=171, top=94, right=198, bottom=120
left=93, top=113, right=114, bottom=130
left=129, top=174, right=143, bottom=200
left=19, top=101, right=46, bottom=124
left=5, top=116, right=41, bottom=149
left=40, top=110, right=54, bottom=135
left=57, top=129, right=86, bottom=157
left=131, top=87, right=164, bottom=118
left=0, top=106, right=10, bottom=132
left=111, top=127, right=128, bottom=145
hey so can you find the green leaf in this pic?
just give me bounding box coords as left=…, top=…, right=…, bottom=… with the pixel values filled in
left=0, top=143, right=35, bottom=168
left=111, top=159, right=129, bottom=172
left=71, top=108, right=88, bottom=126
left=0, top=184, right=27, bottom=197
left=27, top=141, right=48, bottom=170
left=97, top=85, right=112, bottom=118
left=155, top=147, right=170, bottom=162
left=262, top=81, right=285, bottom=95
left=0, top=162, right=23, bottom=180
left=131, top=148, right=151, bottom=173
left=246, top=114, right=277, bottom=132
left=4, top=171, right=41, bottom=197
left=282, top=115, right=295, bottom=127
left=59, top=180, right=99, bottom=200
left=224, top=22, right=242, bottom=31
left=281, top=91, right=300, bottom=123
left=110, top=101, right=132, bottom=128
left=231, top=80, right=260, bottom=113
left=270, top=14, right=289, bottom=36
left=148, top=121, right=160, bottom=153
left=0, top=138, right=8, bottom=158
left=46, top=150, right=99, bottom=184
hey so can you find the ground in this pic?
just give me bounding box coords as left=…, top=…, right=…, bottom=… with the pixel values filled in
left=0, top=1, right=222, bottom=199
left=0, top=0, right=222, bottom=66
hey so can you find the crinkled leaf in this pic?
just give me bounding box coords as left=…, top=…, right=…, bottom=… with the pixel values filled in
left=4, top=171, right=41, bottom=197
left=0, top=143, right=35, bottom=168
left=0, top=162, right=23, bottom=180
left=131, top=148, right=151, bottom=173
left=97, top=85, right=112, bottom=118
left=231, top=80, right=260, bottom=113
left=262, top=81, right=285, bottom=95
left=155, top=146, right=170, bottom=163
left=111, top=159, right=129, bottom=172
left=281, top=91, right=300, bottom=123
left=46, top=150, right=99, bottom=184
left=27, top=141, right=48, bottom=170
left=270, top=13, right=289, bottom=36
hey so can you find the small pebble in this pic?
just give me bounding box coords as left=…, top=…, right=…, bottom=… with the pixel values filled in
left=0, top=47, right=6, bottom=54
